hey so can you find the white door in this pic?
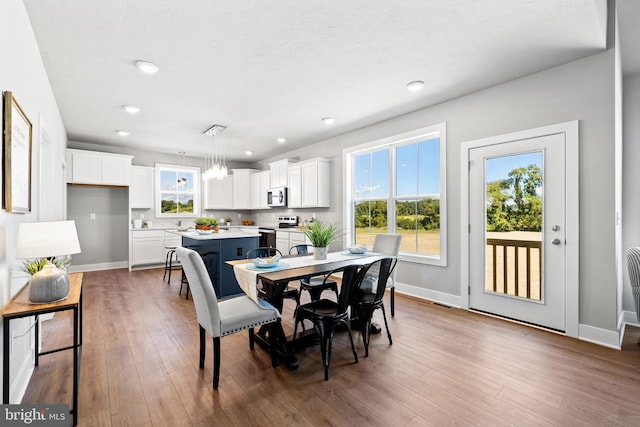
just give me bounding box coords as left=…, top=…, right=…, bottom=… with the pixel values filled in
left=469, top=133, right=566, bottom=331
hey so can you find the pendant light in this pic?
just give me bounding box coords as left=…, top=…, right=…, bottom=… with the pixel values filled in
left=202, top=124, right=227, bottom=181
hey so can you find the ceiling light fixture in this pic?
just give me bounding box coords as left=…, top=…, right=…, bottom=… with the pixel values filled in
left=322, top=117, right=335, bottom=125
left=115, top=130, right=130, bottom=137
left=122, top=105, right=140, bottom=114
left=135, top=60, right=159, bottom=74
left=276, top=137, right=287, bottom=143
left=406, top=80, right=424, bottom=92
left=245, top=151, right=253, bottom=156
left=202, top=124, right=228, bottom=181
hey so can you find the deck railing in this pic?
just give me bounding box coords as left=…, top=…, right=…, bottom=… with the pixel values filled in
left=486, top=238, right=542, bottom=300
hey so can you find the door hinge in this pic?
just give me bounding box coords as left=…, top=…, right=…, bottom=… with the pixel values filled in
left=468, top=160, right=475, bottom=171
left=468, top=286, right=471, bottom=295
left=468, top=224, right=471, bottom=233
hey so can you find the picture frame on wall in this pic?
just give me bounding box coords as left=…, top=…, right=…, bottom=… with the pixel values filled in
left=3, top=91, right=32, bottom=213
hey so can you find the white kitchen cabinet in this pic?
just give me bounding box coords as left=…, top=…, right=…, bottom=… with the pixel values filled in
left=269, top=159, right=293, bottom=188
left=276, top=229, right=311, bottom=254
left=131, top=230, right=165, bottom=266
left=233, top=169, right=258, bottom=209
left=130, top=166, right=154, bottom=208
left=67, top=149, right=133, bottom=186
left=287, top=158, right=330, bottom=208
left=204, top=175, right=233, bottom=209
left=251, top=170, right=270, bottom=209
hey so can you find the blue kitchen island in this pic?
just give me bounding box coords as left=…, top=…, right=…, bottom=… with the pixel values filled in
left=171, top=230, right=259, bottom=299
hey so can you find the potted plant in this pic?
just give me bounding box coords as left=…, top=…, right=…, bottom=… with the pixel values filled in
left=302, top=221, right=341, bottom=260
left=225, top=217, right=232, bottom=225
left=194, top=217, right=219, bottom=231
left=17, top=256, right=70, bottom=275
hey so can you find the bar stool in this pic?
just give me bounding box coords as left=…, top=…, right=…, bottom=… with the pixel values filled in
left=163, top=245, right=182, bottom=284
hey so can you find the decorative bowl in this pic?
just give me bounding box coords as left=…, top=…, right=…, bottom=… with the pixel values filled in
left=348, top=246, right=367, bottom=254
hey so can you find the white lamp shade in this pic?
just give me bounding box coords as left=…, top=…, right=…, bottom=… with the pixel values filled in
left=16, top=220, right=81, bottom=259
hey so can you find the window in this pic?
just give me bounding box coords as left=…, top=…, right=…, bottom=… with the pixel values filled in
left=344, top=123, right=446, bottom=265
left=155, top=163, right=200, bottom=217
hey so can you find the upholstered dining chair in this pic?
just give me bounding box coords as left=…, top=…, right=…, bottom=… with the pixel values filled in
left=626, top=247, right=640, bottom=325
left=292, top=264, right=364, bottom=380
left=352, top=257, right=396, bottom=356
left=371, top=234, right=402, bottom=316
left=289, top=244, right=339, bottom=302
left=177, top=247, right=280, bottom=389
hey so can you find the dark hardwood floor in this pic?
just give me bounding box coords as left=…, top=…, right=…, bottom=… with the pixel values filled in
left=21, top=267, right=640, bottom=426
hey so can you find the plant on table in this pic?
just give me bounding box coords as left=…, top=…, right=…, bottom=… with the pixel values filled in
left=17, top=256, right=71, bottom=275
left=302, top=221, right=341, bottom=259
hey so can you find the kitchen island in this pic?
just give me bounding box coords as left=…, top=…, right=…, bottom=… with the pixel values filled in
left=171, top=229, right=259, bottom=298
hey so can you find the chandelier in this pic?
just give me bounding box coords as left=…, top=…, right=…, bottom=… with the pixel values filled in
left=202, top=124, right=227, bottom=181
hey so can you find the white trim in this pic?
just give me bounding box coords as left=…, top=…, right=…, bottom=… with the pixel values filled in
left=460, top=120, right=580, bottom=337
left=578, top=323, right=621, bottom=350
left=9, top=353, right=34, bottom=404
left=394, top=282, right=464, bottom=308
left=342, top=122, right=447, bottom=266
left=69, top=261, right=128, bottom=273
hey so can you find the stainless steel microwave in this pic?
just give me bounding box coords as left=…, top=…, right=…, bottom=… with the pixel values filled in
left=267, top=187, right=287, bottom=207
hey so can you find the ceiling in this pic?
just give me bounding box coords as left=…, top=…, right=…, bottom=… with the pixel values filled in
left=23, top=0, right=631, bottom=163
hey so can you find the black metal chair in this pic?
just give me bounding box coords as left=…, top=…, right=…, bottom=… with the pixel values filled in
left=247, top=247, right=300, bottom=311
left=351, top=257, right=396, bottom=356
left=289, top=245, right=339, bottom=302
left=292, top=264, right=364, bottom=380
left=163, top=245, right=182, bottom=283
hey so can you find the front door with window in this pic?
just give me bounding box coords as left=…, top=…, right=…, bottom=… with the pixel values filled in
left=468, top=133, right=566, bottom=331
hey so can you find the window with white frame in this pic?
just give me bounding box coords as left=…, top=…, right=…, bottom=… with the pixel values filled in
left=155, top=163, right=200, bottom=217
left=344, top=123, right=446, bottom=265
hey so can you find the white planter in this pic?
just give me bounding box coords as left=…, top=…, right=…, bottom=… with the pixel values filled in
left=313, top=246, right=328, bottom=260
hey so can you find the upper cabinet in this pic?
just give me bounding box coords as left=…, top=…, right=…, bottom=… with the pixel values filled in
left=204, top=175, right=233, bottom=209
left=251, top=170, right=270, bottom=209
left=66, top=149, right=133, bottom=186
left=233, top=169, right=258, bottom=210
left=288, top=158, right=331, bottom=208
left=130, top=166, right=154, bottom=208
left=269, top=159, right=294, bottom=188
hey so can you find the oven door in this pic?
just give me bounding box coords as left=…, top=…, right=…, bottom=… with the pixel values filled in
left=259, top=228, right=276, bottom=248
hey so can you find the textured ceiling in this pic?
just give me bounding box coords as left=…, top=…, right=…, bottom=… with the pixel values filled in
left=23, top=0, right=610, bottom=162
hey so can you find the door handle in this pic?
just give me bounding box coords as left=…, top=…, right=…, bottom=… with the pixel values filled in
left=551, top=238, right=562, bottom=245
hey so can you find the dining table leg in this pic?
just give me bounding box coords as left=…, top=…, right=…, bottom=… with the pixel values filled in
left=254, top=279, right=299, bottom=370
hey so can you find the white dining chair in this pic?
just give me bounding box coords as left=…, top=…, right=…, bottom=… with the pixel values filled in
left=177, top=246, right=280, bottom=389
left=626, top=247, right=640, bottom=324
left=371, top=234, right=402, bottom=316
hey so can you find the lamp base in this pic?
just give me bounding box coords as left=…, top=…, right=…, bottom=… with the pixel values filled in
left=28, top=262, right=70, bottom=303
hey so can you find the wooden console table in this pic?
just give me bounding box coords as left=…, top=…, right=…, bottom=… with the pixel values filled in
left=1, top=272, right=83, bottom=426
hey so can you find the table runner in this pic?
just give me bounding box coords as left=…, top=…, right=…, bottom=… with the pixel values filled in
left=233, top=251, right=375, bottom=303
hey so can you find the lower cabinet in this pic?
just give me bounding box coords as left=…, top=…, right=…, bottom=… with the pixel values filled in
left=181, top=236, right=259, bottom=298
left=131, top=230, right=165, bottom=266
left=276, top=230, right=311, bottom=254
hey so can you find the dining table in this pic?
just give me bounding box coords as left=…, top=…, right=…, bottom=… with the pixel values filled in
left=227, top=250, right=385, bottom=370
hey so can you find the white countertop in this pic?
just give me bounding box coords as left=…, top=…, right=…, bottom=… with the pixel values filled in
left=169, top=229, right=260, bottom=240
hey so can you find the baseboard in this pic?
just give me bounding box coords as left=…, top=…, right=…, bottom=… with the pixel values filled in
left=395, top=282, right=463, bottom=308
left=68, top=261, right=128, bottom=273
left=578, top=323, right=621, bottom=350
left=622, top=310, right=640, bottom=327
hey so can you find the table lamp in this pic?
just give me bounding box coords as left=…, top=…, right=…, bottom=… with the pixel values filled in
left=16, top=220, right=81, bottom=303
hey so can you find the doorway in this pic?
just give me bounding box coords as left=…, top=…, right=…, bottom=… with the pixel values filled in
left=460, top=122, right=579, bottom=337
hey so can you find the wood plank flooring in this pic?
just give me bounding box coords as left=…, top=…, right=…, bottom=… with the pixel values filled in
left=21, top=267, right=640, bottom=426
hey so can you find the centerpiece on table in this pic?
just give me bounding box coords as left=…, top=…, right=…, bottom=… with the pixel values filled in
left=302, top=221, right=341, bottom=260
left=194, top=217, right=219, bottom=232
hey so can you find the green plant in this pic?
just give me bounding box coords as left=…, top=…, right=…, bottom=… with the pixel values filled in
left=17, top=256, right=70, bottom=275
left=302, top=221, right=341, bottom=247
left=225, top=217, right=232, bottom=223
left=194, top=217, right=218, bottom=226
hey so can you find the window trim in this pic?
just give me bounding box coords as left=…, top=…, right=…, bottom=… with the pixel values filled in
left=155, top=163, right=201, bottom=218
left=343, top=122, right=447, bottom=266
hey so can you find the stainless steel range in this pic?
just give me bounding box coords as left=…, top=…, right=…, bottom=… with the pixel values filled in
left=278, top=216, right=298, bottom=228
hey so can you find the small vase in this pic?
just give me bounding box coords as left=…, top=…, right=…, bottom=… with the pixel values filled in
left=313, top=246, right=328, bottom=260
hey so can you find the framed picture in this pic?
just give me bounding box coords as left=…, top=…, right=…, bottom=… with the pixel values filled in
left=3, top=91, right=32, bottom=213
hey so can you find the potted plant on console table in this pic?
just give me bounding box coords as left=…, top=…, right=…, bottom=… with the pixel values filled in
left=302, top=221, right=341, bottom=260
left=194, top=217, right=219, bottom=232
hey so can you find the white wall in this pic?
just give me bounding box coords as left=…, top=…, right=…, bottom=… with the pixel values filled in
left=622, top=71, right=640, bottom=323
left=0, top=0, right=68, bottom=402
left=262, top=49, right=618, bottom=334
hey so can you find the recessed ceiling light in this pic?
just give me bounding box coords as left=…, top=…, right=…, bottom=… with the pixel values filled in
left=322, top=117, right=335, bottom=125
left=135, top=60, right=159, bottom=74
left=276, top=137, right=287, bottom=143
left=115, top=130, right=130, bottom=137
left=122, top=105, right=140, bottom=114
left=245, top=150, right=253, bottom=156
left=406, top=80, right=424, bottom=92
